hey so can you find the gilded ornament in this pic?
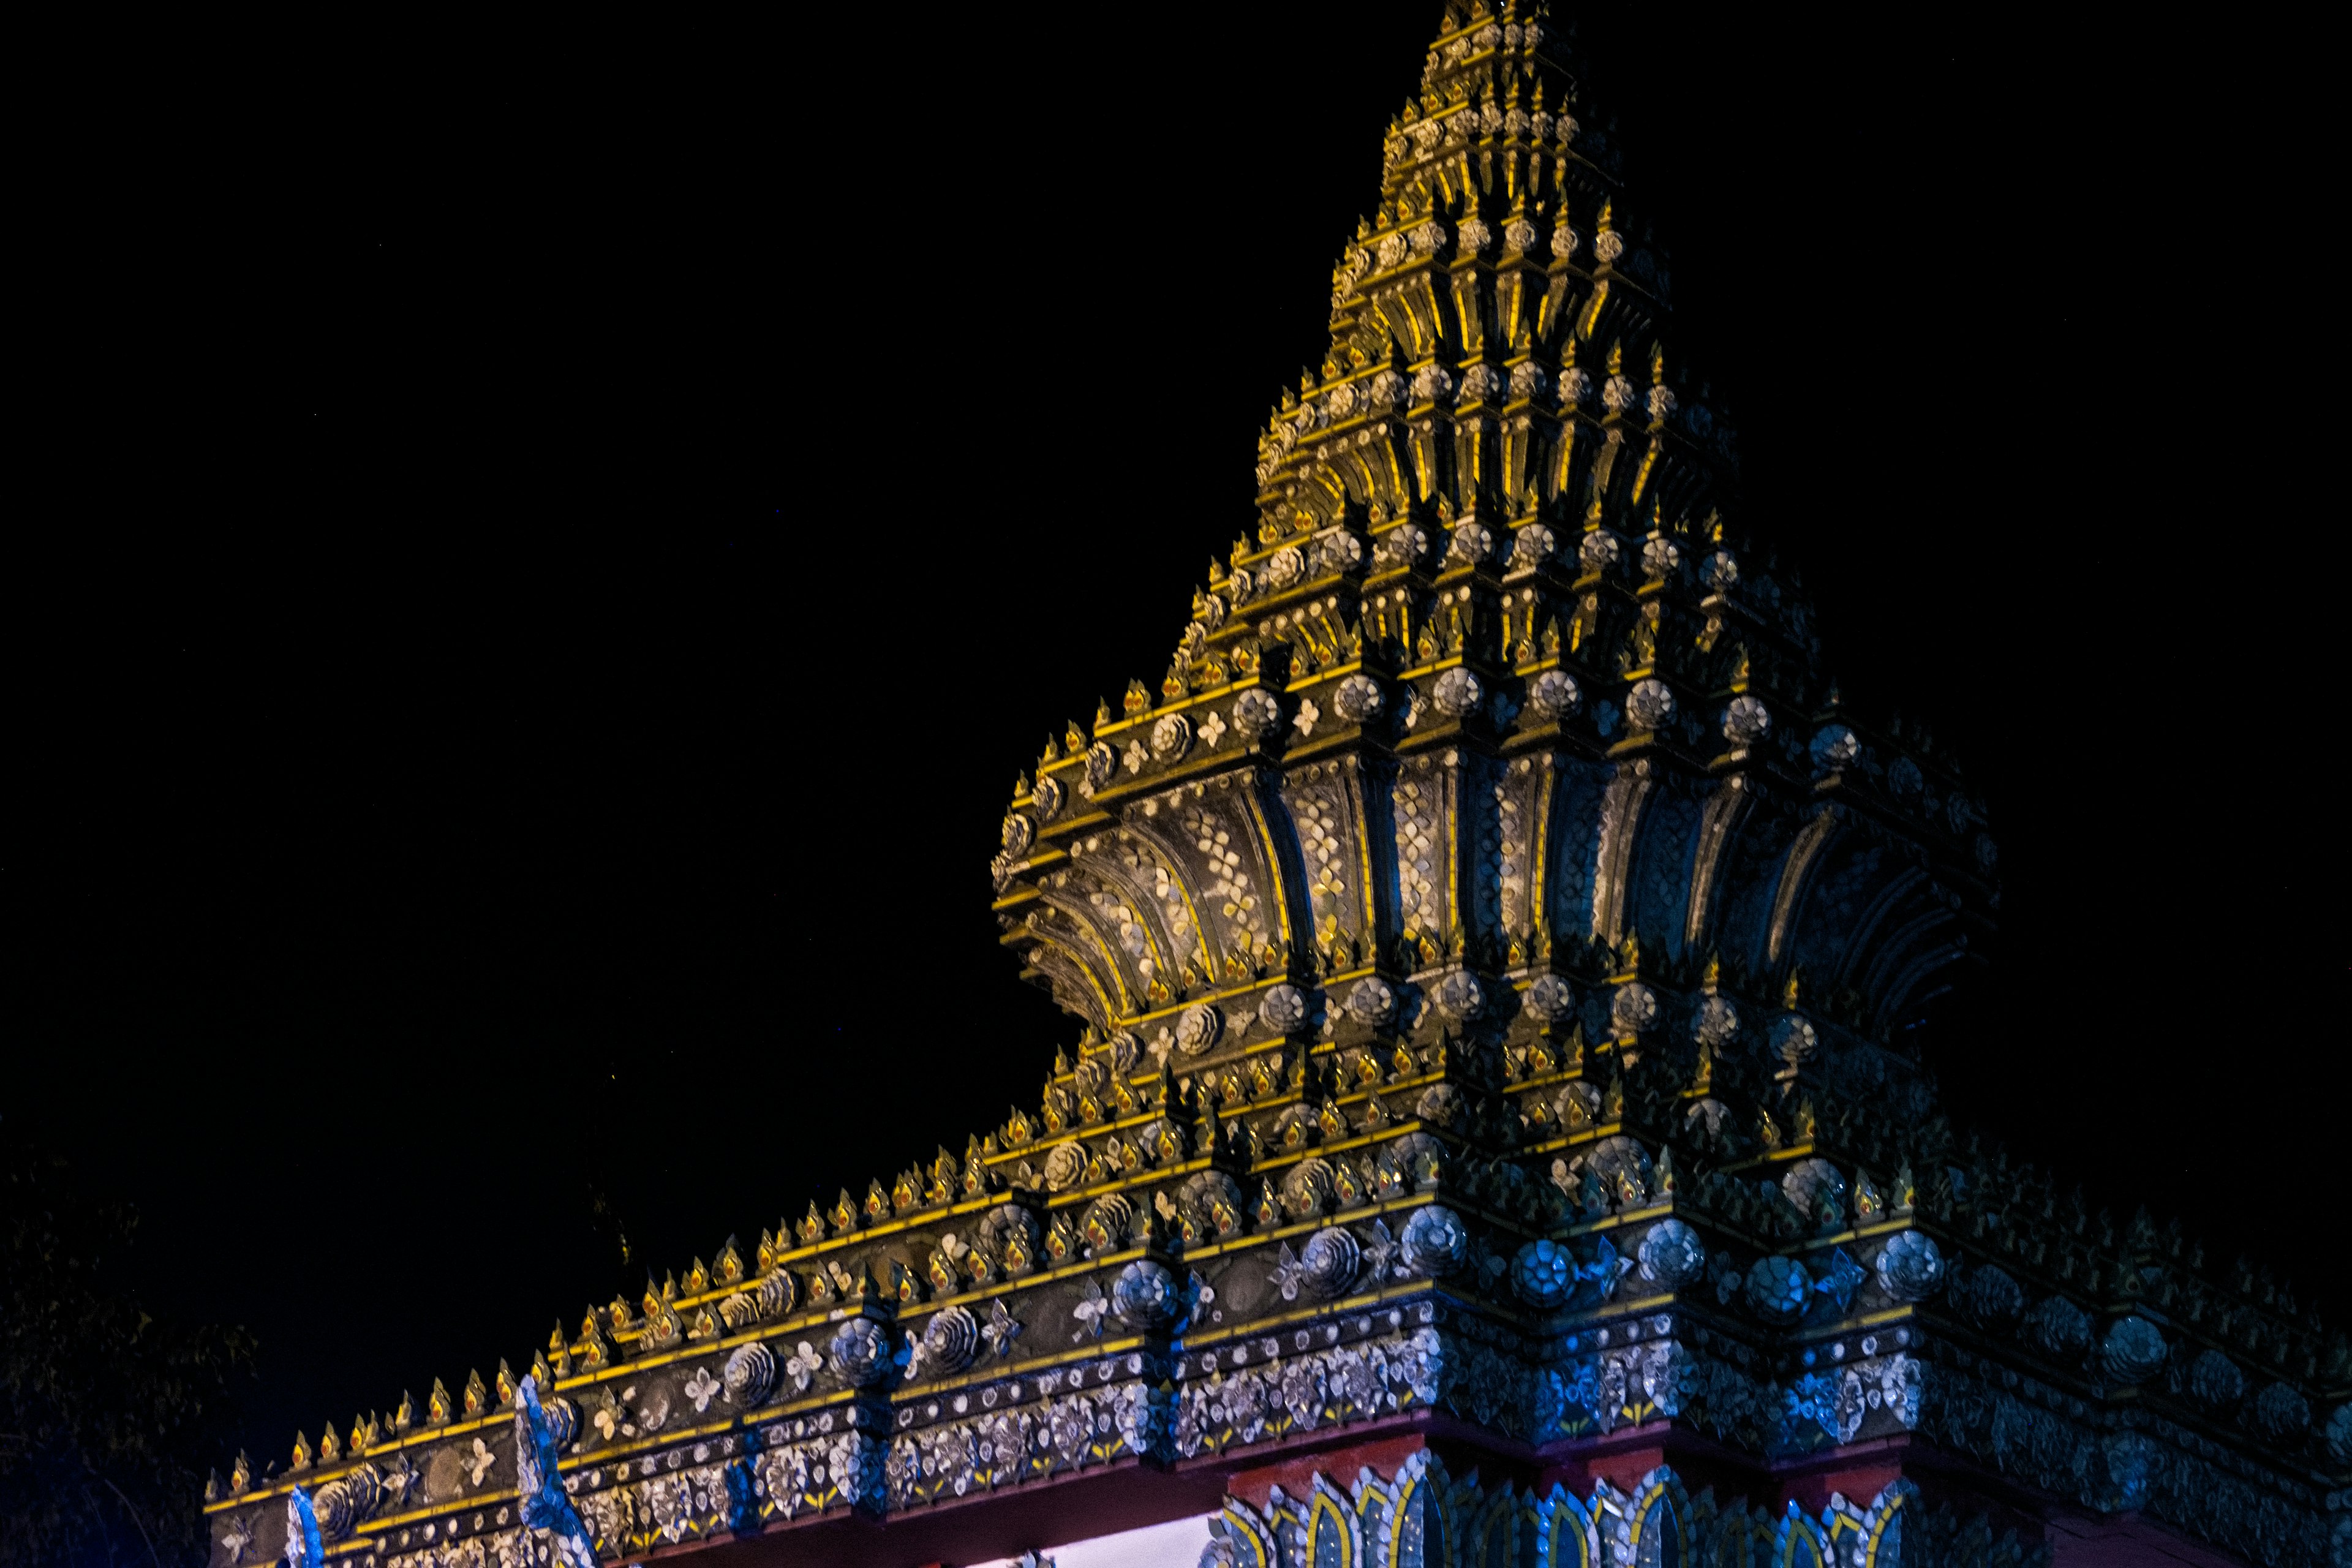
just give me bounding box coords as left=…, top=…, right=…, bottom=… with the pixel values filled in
left=1528, top=669, right=1581, bottom=720
left=1431, top=968, right=1484, bottom=1020
left=1524, top=973, right=1576, bottom=1022
left=1000, top=812, right=1033, bottom=858
left=1333, top=673, right=1383, bottom=722
left=912, top=1306, right=978, bottom=1379
left=1174, top=1002, right=1223, bottom=1055
left=1414, top=1083, right=1463, bottom=1129
left=1431, top=667, right=1483, bottom=717
left=1281, top=1157, right=1336, bottom=1220
left=1746, top=1256, right=1811, bottom=1324
left=1259, top=982, right=1309, bottom=1031
left=1781, top=1158, right=1848, bottom=1226
left=829, top=1317, right=892, bottom=1388
left=1609, top=981, right=1658, bottom=1035
left=2250, top=1381, right=2311, bottom=1441
left=1722, top=695, right=1771, bottom=744
left=2188, top=1349, right=2245, bottom=1410
left=1298, top=1226, right=1363, bottom=1298
left=1344, top=976, right=1396, bottom=1025
left=1637, top=1219, right=1708, bottom=1288
left=1079, top=741, right=1115, bottom=792
left=723, top=1342, right=777, bottom=1407
left=1809, top=725, right=1861, bottom=774
left=1512, top=1238, right=1574, bottom=1308
left=756, top=1267, right=797, bottom=1320
left=1874, top=1231, right=1945, bottom=1302
left=1624, top=679, right=1675, bottom=731
left=2026, top=1294, right=2093, bottom=1359
left=1042, top=1140, right=1087, bottom=1192
left=1399, top=1205, right=1469, bottom=1278
left=1231, top=688, right=1282, bottom=741
left=1080, top=1193, right=1133, bottom=1253
left=1112, top=1259, right=1180, bottom=1327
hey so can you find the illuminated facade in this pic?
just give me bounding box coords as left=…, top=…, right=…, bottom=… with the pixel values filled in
left=205, top=4, right=2347, bottom=1565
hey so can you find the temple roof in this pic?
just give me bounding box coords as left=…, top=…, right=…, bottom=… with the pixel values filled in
left=203, top=7, right=2348, bottom=1564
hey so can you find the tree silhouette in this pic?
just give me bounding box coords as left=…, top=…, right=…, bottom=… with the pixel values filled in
left=2, top=1141, right=255, bottom=1568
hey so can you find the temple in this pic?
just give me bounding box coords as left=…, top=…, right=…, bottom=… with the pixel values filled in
left=203, top=4, right=2347, bottom=1566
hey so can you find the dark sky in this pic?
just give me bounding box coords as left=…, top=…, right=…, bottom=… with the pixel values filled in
left=8, top=6, right=2342, bottom=1474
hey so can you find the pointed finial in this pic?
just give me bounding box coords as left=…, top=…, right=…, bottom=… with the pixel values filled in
left=291, top=1429, right=312, bottom=1471
left=1093, top=697, right=1113, bottom=731
left=394, top=1390, right=415, bottom=1432
left=1783, top=968, right=1803, bottom=1010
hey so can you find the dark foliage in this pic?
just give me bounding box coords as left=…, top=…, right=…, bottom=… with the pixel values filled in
left=1, top=1142, right=255, bottom=1568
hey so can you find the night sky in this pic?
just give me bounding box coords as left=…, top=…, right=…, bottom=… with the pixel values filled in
left=9, top=6, right=2342, bottom=1478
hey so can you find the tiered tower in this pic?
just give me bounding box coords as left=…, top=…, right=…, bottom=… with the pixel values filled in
left=203, top=6, right=2347, bottom=1567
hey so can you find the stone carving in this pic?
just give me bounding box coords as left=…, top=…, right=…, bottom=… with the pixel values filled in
left=1692, top=995, right=1740, bottom=1046
left=1578, top=530, right=1621, bottom=573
